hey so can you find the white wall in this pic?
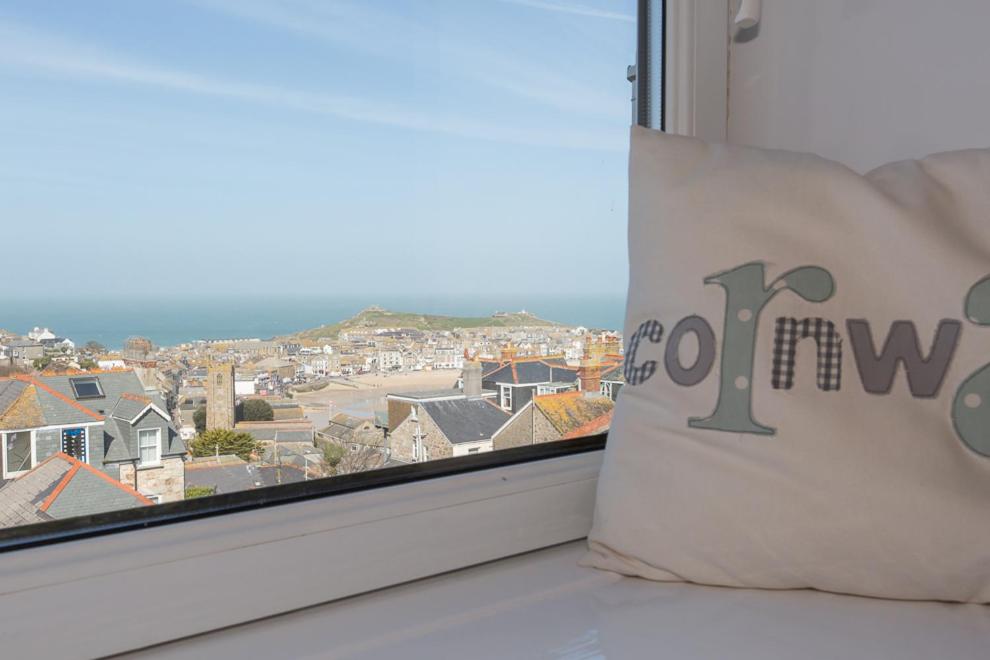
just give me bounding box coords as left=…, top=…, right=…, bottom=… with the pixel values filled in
left=727, top=0, right=990, bottom=172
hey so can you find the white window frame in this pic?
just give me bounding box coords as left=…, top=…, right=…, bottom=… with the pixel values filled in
left=0, top=4, right=720, bottom=656
left=137, top=427, right=161, bottom=467
left=2, top=429, right=36, bottom=479
left=500, top=385, right=512, bottom=410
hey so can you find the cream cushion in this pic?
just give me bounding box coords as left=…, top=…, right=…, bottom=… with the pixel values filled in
left=584, top=127, right=990, bottom=603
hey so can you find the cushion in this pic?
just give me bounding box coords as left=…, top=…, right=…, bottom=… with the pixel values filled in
left=583, top=126, right=990, bottom=603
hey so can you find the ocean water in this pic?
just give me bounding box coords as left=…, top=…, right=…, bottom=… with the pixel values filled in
left=0, top=295, right=627, bottom=349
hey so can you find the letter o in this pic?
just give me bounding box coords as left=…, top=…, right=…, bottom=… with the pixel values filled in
left=665, top=315, right=716, bottom=386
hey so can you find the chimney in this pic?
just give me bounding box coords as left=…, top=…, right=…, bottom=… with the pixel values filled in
left=578, top=337, right=600, bottom=394
left=463, top=359, right=482, bottom=398
left=499, top=343, right=517, bottom=362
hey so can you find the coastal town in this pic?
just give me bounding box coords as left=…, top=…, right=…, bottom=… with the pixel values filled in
left=0, top=308, right=624, bottom=527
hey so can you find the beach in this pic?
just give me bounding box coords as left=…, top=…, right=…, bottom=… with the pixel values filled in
left=295, top=370, right=461, bottom=429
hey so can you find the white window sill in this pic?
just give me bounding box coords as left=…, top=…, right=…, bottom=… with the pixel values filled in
left=132, top=541, right=990, bottom=660
left=0, top=448, right=602, bottom=657
left=136, top=462, right=163, bottom=471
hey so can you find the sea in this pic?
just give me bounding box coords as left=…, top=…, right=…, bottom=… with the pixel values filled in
left=0, top=295, right=627, bottom=350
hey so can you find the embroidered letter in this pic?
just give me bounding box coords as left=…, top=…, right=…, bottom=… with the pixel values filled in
left=953, top=276, right=990, bottom=457
left=771, top=317, right=842, bottom=391
left=664, top=315, right=716, bottom=386
left=625, top=319, right=663, bottom=386
left=847, top=319, right=960, bottom=397
left=689, top=262, right=835, bottom=436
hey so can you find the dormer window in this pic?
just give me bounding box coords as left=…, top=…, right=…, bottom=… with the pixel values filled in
left=69, top=376, right=104, bottom=400
left=138, top=428, right=161, bottom=466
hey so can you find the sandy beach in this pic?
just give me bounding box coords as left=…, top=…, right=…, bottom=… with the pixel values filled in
left=294, top=370, right=461, bottom=429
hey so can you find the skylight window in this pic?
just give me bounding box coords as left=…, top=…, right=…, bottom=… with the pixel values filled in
left=70, top=377, right=104, bottom=400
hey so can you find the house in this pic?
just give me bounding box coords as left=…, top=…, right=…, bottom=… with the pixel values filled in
left=317, top=413, right=386, bottom=454
left=27, top=327, right=56, bottom=342
left=389, top=398, right=510, bottom=462
left=385, top=388, right=464, bottom=433
left=492, top=391, right=614, bottom=451
left=0, top=452, right=152, bottom=528
left=5, top=339, right=44, bottom=368
left=479, top=357, right=580, bottom=414
left=0, top=371, right=186, bottom=502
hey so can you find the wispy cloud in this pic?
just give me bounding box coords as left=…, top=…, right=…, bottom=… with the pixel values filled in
left=188, top=0, right=629, bottom=122
left=497, top=0, right=635, bottom=22
left=0, top=21, right=624, bottom=152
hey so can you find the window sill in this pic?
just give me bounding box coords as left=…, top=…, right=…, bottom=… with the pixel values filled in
left=136, top=463, right=163, bottom=471
left=0, top=439, right=604, bottom=657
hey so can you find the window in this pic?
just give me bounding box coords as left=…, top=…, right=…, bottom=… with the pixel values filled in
left=3, top=432, right=33, bottom=477
left=61, top=428, right=87, bottom=462
left=0, top=0, right=641, bottom=540
left=69, top=377, right=104, bottom=399
left=138, top=428, right=161, bottom=466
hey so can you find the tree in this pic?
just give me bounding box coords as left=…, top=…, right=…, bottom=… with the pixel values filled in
left=83, top=341, right=106, bottom=355
left=241, top=398, right=274, bottom=422
left=319, top=442, right=384, bottom=477
left=184, top=485, right=216, bottom=499
left=78, top=358, right=98, bottom=370
left=33, top=356, right=53, bottom=371
left=188, top=429, right=260, bottom=462
left=193, top=405, right=207, bottom=434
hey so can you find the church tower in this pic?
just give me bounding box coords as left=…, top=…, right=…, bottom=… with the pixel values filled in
left=206, top=362, right=236, bottom=430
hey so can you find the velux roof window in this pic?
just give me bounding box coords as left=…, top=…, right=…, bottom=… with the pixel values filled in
left=69, top=376, right=104, bottom=400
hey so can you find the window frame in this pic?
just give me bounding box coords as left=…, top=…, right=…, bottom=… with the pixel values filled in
left=2, top=429, right=35, bottom=479
left=68, top=376, right=104, bottom=400
left=137, top=427, right=162, bottom=467
left=0, top=0, right=709, bottom=653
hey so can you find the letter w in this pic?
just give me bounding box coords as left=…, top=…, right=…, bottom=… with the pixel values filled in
left=846, top=319, right=961, bottom=398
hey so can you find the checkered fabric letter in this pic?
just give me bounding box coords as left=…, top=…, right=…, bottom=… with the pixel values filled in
left=625, top=319, right=663, bottom=385
left=772, top=317, right=842, bottom=391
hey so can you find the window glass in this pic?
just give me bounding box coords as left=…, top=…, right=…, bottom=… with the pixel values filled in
left=4, top=432, right=32, bottom=476
left=69, top=377, right=104, bottom=400
left=0, top=0, right=640, bottom=532
left=139, top=429, right=161, bottom=465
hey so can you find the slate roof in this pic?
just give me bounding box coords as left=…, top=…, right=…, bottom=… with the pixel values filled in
left=483, top=360, right=579, bottom=386
left=0, top=380, right=28, bottom=418
left=320, top=413, right=371, bottom=443
left=421, top=399, right=510, bottom=444
left=235, top=421, right=314, bottom=443
left=388, top=388, right=463, bottom=401
left=0, top=453, right=151, bottom=528
left=0, top=381, right=45, bottom=431
left=185, top=460, right=306, bottom=494
left=533, top=392, right=615, bottom=436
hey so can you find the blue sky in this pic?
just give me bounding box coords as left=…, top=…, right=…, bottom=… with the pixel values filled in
left=0, top=1, right=635, bottom=298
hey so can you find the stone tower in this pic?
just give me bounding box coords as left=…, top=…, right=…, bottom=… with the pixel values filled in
left=206, top=362, right=236, bottom=430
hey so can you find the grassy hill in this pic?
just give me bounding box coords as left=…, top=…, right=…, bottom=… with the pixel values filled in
left=295, top=306, right=561, bottom=340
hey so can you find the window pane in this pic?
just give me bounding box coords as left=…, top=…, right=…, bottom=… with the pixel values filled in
left=0, top=0, right=639, bottom=533
left=4, top=433, right=32, bottom=474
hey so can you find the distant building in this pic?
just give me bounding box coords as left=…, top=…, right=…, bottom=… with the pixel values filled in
left=5, top=340, right=44, bottom=368
left=317, top=413, right=386, bottom=454
left=206, top=363, right=236, bottom=430
left=27, top=327, right=56, bottom=342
